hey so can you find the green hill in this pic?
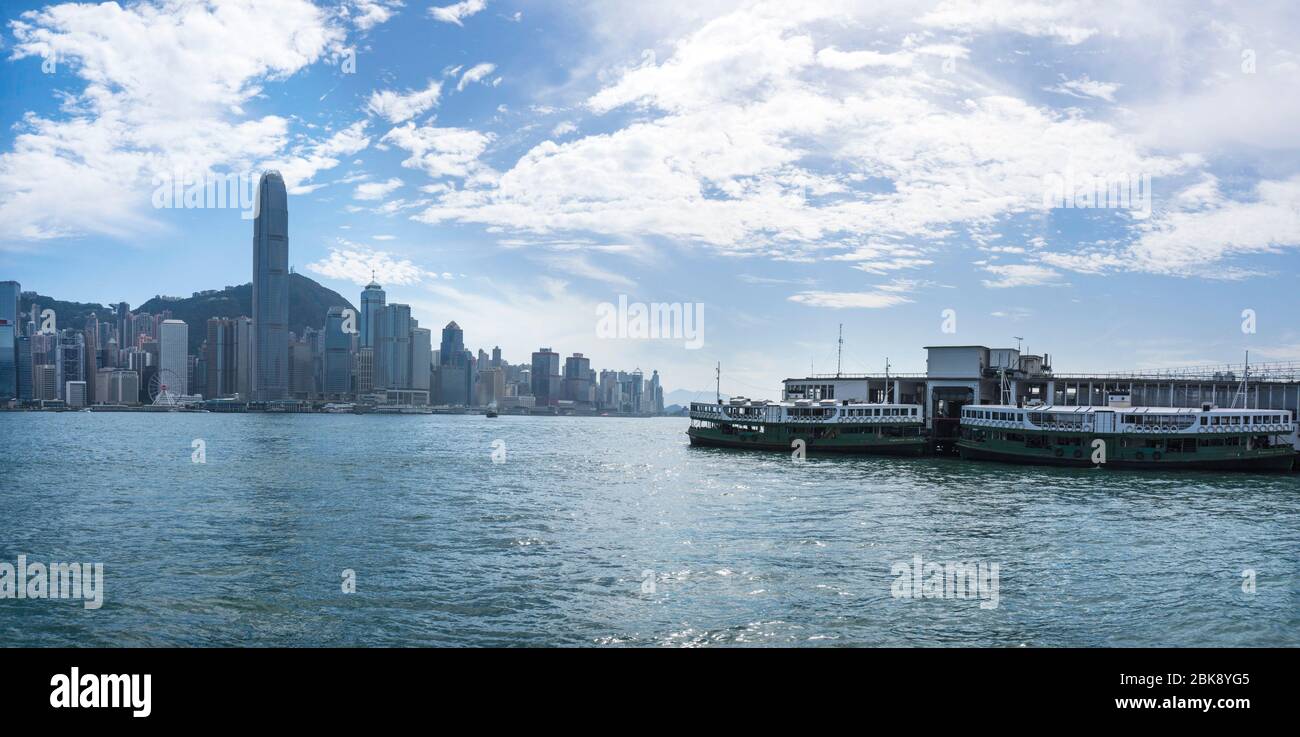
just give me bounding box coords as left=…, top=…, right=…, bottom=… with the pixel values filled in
left=20, top=273, right=356, bottom=354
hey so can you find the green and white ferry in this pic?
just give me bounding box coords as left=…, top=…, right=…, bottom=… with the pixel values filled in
left=957, top=402, right=1296, bottom=471
left=688, top=398, right=927, bottom=455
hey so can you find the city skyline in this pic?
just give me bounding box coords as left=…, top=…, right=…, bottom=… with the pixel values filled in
left=0, top=173, right=671, bottom=410
left=2, top=1, right=1299, bottom=396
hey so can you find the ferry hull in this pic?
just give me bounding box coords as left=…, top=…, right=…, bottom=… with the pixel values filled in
left=687, top=427, right=927, bottom=456
left=957, top=442, right=1295, bottom=472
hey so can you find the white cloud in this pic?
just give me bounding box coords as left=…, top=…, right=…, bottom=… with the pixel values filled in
left=787, top=290, right=912, bottom=309
left=551, top=121, right=578, bottom=137
left=1046, top=75, right=1120, bottom=102
left=305, top=244, right=437, bottom=285
left=346, top=0, right=401, bottom=30
left=456, top=62, right=497, bottom=92
left=410, top=3, right=1179, bottom=261
left=353, top=177, right=404, bottom=201
left=269, top=120, right=372, bottom=195
left=816, top=46, right=912, bottom=70
left=381, top=123, right=494, bottom=179
left=980, top=263, right=1063, bottom=288
left=429, top=0, right=486, bottom=26
left=918, top=0, right=1098, bottom=44
left=366, top=79, right=442, bottom=124
left=0, top=0, right=345, bottom=243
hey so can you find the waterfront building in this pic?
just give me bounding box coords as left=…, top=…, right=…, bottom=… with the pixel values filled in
left=435, top=321, right=471, bottom=405
left=562, top=353, right=593, bottom=408
left=0, top=321, right=15, bottom=401
left=531, top=347, right=561, bottom=407
left=55, top=330, right=85, bottom=400
left=0, top=280, right=18, bottom=326
left=477, top=366, right=505, bottom=406
left=33, top=364, right=57, bottom=401
left=650, top=370, right=663, bottom=414
left=16, top=335, right=32, bottom=401
left=378, top=304, right=412, bottom=390
left=234, top=316, right=253, bottom=398
left=65, top=380, right=87, bottom=408
left=411, top=327, right=432, bottom=393
left=252, top=170, right=289, bottom=401
left=323, top=307, right=353, bottom=397
left=94, top=368, right=141, bottom=405
left=355, top=346, right=374, bottom=394
left=288, top=333, right=314, bottom=399
left=158, top=319, right=189, bottom=396
left=205, top=317, right=237, bottom=399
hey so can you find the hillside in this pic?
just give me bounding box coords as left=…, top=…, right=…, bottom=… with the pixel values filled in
left=20, top=273, right=356, bottom=354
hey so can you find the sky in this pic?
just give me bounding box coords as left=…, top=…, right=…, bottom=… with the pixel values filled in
left=1, top=0, right=1299, bottom=398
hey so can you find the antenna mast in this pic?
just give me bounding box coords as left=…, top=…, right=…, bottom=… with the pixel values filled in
left=715, top=361, right=721, bottom=404
left=884, top=357, right=891, bottom=403
left=836, top=323, right=843, bottom=378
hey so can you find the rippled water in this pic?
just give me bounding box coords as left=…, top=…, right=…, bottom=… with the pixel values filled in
left=1, top=412, right=1297, bottom=647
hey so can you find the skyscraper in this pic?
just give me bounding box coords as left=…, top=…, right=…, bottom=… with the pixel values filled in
left=205, top=317, right=236, bottom=398
left=0, top=281, right=18, bottom=401
left=0, top=281, right=18, bottom=325
left=252, top=170, right=289, bottom=401
left=379, top=303, right=412, bottom=389
left=0, top=321, right=15, bottom=401
left=563, top=353, right=592, bottom=407
left=234, top=316, right=253, bottom=398
left=360, top=279, right=386, bottom=389
left=435, top=321, right=470, bottom=405
left=531, top=347, right=561, bottom=407
left=55, top=330, right=84, bottom=401
left=323, top=307, right=353, bottom=396
left=159, top=319, right=189, bottom=396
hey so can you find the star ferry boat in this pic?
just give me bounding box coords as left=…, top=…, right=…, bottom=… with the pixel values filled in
left=957, top=403, right=1295, bottom=471
left=688, top=398, right=927, bottom=455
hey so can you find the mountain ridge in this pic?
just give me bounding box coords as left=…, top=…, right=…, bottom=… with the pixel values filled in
left=19, top=273, right=356, bottom=354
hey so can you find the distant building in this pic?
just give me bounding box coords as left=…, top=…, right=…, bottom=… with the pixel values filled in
left=0, top=320, right=15, bottom=401
left=33, top=364, right=57, bottom=401
left=65, top=380, right=87, bottom=408
left=436, top=321, right=471, bottom=405
left=95, top=368, right=140, bottom=405
left=205, top=317, right=237, bottom=399
left=56, top=330, right=85, bottom=400
left=323, top=307, right=353, bottom=397
left=16, top=335, right=32, bottom=401
left=159, top=319, right=189, bottom=396
left=531, top=347, right=561, bottom=407
left=411, top=327, right=432, bottom=393
left=562, top=353, right=592, bottom=407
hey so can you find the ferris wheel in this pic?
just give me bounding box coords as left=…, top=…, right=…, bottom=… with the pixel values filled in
left=149, top=368, right=185, bottom=405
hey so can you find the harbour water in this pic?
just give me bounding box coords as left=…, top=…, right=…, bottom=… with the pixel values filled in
left=1, top=412, right=1296, bottom=647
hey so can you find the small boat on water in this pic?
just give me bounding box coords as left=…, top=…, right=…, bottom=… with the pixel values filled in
left=688, top=397, right=927, bottom=456
left=958, top=402, right=1296, bottom=471
left=485, top=409, right=498, bottom=418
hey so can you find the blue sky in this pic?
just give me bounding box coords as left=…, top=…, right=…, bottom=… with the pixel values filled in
left=2, top=0, right=1299, bottom=395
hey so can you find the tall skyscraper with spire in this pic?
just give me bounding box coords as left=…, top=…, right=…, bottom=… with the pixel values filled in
left=252, top=171, right=289, bottom=401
